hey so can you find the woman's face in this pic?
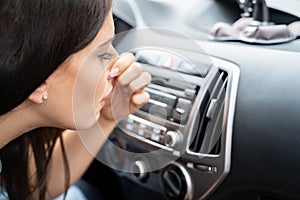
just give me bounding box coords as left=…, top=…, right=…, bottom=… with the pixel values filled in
left=40, top=10, right=117, bottom=130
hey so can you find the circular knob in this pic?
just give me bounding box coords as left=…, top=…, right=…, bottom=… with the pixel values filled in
left=164, top=131, right=180, bottom=148
left=132, top=160, right=147, bottom=180
left=161, top=163, right=193, bottom=200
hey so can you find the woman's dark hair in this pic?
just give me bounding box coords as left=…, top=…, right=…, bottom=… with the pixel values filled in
left=0, top=0, right=112, bottom=199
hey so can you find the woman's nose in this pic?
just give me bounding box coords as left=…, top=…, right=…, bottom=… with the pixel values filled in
left=106, top=46, right=120, bottom=80
left=107, top=45, right=120, bottom=72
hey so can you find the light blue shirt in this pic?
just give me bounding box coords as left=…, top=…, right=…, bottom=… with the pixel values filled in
left=0, top=185, right=87, bottom=200
left=0, top=188, right=7, bottom=200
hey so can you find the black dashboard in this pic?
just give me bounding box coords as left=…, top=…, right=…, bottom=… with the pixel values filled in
left=82, top=1, right=300, bottom=200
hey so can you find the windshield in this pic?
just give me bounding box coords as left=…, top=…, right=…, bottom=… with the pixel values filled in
left=266, top=0, right=300, bottom=17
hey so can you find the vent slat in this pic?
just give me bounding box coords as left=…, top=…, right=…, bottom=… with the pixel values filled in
left=189, top=70, right=228, bottom=155
left=189, top=92, right=210, bottom=152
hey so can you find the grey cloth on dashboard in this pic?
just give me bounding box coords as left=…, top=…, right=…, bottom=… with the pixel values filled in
left=209, top=17, right=300, bottom=44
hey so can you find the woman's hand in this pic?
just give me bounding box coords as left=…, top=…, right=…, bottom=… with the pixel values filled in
left=99, top=53, right=151, bottom=122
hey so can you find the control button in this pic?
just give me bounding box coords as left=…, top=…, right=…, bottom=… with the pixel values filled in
left=206, top=99, right=218, bottom=119
left=151, top=134, right=161, bottom=142
left=139, top=123, right=147, bottom=129
left=126, top=124, right=134, bottom=131
left=175, top=108, right=185, bottom=114
left=153, top=128, right=161, bottom=134
left=143, top=130, right=152, bottom=139
left=172, top=98, right=191, bottom=123
left=164, top=131, right=180, bottom=148
left=132, top=160, right=148, bottom=180
left=127, top=117, right=134, bottom=124
left=138, top=129, right=145, bottom=136
left=194, top=164, right=217, bottom=173
left=141, top=99, right=172, bottom=117
left=184, top=89, right=196, bottom=99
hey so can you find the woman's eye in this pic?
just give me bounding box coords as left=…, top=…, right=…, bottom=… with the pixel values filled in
left=98, top=52, right=114, bottom=60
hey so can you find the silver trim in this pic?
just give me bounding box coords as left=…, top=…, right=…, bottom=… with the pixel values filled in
left=196, top=57, right=240, bottom=200
left=148, top=98, right=168, bottom=108
left=148, top=83, right=187, bottom=99
left=132, top=160, right=147, bottom=180
left=145, top=87, right=177, bottom=100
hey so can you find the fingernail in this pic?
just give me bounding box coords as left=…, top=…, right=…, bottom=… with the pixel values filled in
left=109, top=68, right=119, bottom=78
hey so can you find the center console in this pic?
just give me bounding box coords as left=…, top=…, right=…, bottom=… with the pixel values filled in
left=97, top=32, right=240, bottom=200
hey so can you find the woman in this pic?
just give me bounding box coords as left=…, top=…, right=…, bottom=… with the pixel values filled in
left=0, top=0, right=151, bottom=199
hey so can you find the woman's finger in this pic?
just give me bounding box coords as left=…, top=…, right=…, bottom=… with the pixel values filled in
left=117, top=62, right=143, bottom=86
left=109, top=52, right=135, bottom=78
left=128, top=72, right=152, bottom=92
left=131, top=91, right=150, bottom=106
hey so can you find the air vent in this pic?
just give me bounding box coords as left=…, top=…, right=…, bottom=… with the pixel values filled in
left=140, top=76, right=199, bottom=125
left=189, top=70, right=228, bottom=155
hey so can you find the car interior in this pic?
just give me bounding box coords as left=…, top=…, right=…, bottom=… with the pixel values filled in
left=80, top=0, right=300, bottom=199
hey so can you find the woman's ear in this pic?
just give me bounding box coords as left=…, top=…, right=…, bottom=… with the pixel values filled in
left=28, top=83, right=48, bottom=104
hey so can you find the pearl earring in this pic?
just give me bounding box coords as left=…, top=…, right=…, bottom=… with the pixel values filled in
left=42, top=94, right=48, bottom=101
